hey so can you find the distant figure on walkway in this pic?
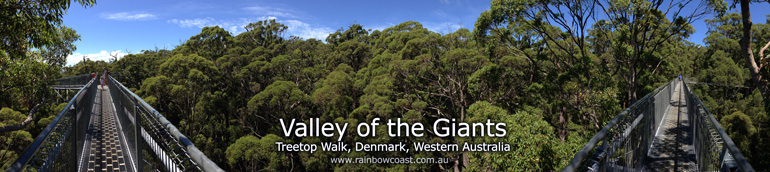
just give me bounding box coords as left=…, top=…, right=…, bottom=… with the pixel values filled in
left=679, top=74, right=682, bottom=81
left=100, top=75, right=104, bottom=89
left=102, top=67, right=109, bottom=88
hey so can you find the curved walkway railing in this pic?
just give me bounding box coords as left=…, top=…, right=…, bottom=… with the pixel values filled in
left=564, top=78, right=755, bottom=172
left=562, top=79, right=678, bottom=171
left=107, top=75, right=224, bottom=172
left=8, top=75, right=97, bottom=171
left=683, top=79, right=754, bottom=172
left=7, top=74, right=223, bottom=172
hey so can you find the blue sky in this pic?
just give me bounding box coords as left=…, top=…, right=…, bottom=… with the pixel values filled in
left=62, top=0, right=770, bottom=66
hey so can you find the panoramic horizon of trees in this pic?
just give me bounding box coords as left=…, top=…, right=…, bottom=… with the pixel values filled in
left=2, top=0, right=770, bottom=171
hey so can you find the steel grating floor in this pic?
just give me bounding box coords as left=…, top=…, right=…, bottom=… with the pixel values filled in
left=80, top=86, right=134, bottom=172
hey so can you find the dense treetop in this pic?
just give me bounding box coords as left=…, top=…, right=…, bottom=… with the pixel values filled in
left=1, top=0, right=770, bottom=171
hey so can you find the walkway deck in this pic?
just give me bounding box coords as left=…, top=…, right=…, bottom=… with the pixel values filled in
left=79, top=85, right=135, bottom=172
left=646, top=80, right=696, bottom=171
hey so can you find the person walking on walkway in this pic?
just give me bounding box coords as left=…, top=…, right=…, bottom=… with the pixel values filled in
left=102, top=67, right=109, bottom=88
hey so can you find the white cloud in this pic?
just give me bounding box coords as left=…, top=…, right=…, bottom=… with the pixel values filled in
left=366, top=23, right=396, bottom=32
left=66, top=50, right=129, bottom=66
left=283, top=19, right=334, bottom=40
left=424, top=22, right=464, bottom=35
left=243, top=6, right=297, bottom=18
left=167, top=4, right=332, bottom=40
left=168, top=17, right=216, bottom=28
left=256, top=16, right=278, bottom=21
left=168, top=16, right=333, bottom=40
left=168, top=17, right=247, bottom=33
left=102, top=12, right=157, bottom=21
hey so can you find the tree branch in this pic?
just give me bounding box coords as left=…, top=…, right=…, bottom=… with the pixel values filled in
left=0, top=99, right=47, bottom=133
left=760, top=39, right=770, bottom=69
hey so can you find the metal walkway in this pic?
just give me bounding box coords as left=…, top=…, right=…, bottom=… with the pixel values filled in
left=8, top=74, right=224, bottom=172
left=563, top=78, right=755, bottom=172
left=645, top=81, right=696, bottom=171
left=7, top=74, right=754, bottom=172
left=80, top=86, right=135, bottom=172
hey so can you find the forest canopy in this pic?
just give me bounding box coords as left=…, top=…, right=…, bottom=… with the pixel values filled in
left=2, top=0, right=770, bottom=171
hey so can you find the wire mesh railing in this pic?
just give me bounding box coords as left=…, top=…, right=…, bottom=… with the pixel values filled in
left=7, top=73, right=223, bottom=172
left=8, top=75, right=97, bottom=172
left=564, top=77, right=755, bottom=172
left=683, top=78, right=754, bottom=172
left=54, top=73, right=94, bottom=86
left=107, top=75, right=224, bottom=172
left=563, top=79, right=678, bottom=172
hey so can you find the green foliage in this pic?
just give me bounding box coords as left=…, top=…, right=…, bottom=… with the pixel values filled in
left=176, top=26, right=233, bottom=60
left=721, top=111, right=756, bottom=154
left=693, top=11, right=770, bottom=170
left=62, top=59, right=110, bottom=77
left=111, top=50, right=169, bottom=88
left=225, top=134, right=290, bottom=171
left=465, top=101, right=558, bottom=171
left=247, top=80, right=309, bottom=136
left=0, top=57, right=60, bottom=109
left=249, top=81, right=307, bottom=115
left=0, top=0, right=95, bottom=59
left=90, top=4, right=770, bottom=171
left=0, top=108, right=33, bottom=169
left=4, top=0, right=767, bottom=170
left=312, top=64, right=355, bottom=119
left=0, top=108, right=26, bottom=127
left=36, top=103, right=68, bottom=130
left=36, top=26, right=81, bottom=67
left=707, top=51, right=745, bottom=86
left=237, top=19, right=287, bottom=50
left=0, top=1, right=93, bottom=167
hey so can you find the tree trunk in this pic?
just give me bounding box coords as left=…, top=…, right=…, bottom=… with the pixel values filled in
left=453, top=155, right=460, bottom=172
left=628, top=70, right=637, bottom=104
left=740, top=0, right=769, bottom=95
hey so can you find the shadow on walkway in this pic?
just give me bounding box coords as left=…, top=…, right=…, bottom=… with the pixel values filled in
left=645, top=81, right=696, bottom=172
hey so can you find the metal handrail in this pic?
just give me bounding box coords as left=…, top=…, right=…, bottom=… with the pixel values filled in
left=55, top=73, right=93, bottom=86
left=563, top=79, right=676, bottom=172
left=565, top=77, right=755, bottom=172
left=682, top=78, right=755, bottom=172
left=108, top=76, right=224, bottom=172
left=8, top=76, right=96, bottom=172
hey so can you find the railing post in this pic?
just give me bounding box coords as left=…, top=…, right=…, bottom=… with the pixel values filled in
left=135, top=96, right=142, bottom=172
left=69, top=105, right=77, bottom=172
